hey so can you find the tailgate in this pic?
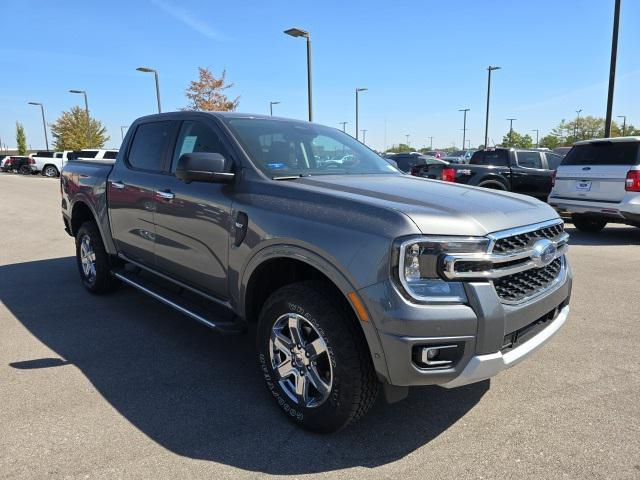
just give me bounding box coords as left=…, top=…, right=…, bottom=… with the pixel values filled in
left=552, top=141, right=640, bottom=203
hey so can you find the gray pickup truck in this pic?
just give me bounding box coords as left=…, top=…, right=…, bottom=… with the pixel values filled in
left=61, top=112, right=572, bottom=432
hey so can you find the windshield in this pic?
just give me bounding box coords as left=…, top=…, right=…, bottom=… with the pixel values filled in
left=224, top=118, right=400, bottom=177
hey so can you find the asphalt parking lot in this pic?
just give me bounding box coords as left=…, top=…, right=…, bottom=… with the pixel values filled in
left=1, top=173, right=639, bottom=480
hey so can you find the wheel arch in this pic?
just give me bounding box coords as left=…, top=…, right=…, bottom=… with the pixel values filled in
left=69, top=198, right=117, bottom=255
left=240, top=245, right=390, bottom=381
left=42, top=163, right=59, bottom=176
left=476, top=176, right=509, bottom=190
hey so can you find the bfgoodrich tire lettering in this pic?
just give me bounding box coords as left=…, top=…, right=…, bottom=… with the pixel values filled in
left=257, top=281, right=379, bottom=433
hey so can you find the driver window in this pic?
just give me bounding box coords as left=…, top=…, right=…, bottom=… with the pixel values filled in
left=171, top=120, right=230, bottom=173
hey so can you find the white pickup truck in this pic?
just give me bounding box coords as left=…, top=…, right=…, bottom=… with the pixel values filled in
left=33, top=149, right=119, bottom=177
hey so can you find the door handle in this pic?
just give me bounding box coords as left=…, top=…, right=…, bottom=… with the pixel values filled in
left=111, top=180, right=125, bottom=189
left=156, top=190, right=175, bottom=200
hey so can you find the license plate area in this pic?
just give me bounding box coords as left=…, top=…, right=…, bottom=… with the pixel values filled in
left=575, top=180, right=592, bottom=191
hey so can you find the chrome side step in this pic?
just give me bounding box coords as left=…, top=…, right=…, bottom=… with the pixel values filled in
left=113, top=270, right=245, bottom=335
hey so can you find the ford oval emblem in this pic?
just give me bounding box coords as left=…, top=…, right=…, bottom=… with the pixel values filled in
left=531, top=239, right=557, bottom=268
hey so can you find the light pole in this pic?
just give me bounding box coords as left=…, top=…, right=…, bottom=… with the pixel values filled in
left=507, top=118, right=517, bottom=146
left=339, top=121, right=348, bottom=132
left=355, top=88, right=367, bottom=141
left=136, top=67, right=161, bottom=113
left=617, top=115, right=627, bottom=136
left=284, top=27, right=312, bottom=122
left=466, top=139, right=471, bottom=149
left=120, top=125, right=129, bottom=142
left=405, top=134, right=410, bottom=147
left=361, top=129, right=367, bottom=144
left=28, top=102, right=49, bottom=151
left=459, top=108, right=470, bottom=150
left=531, top=129, right=539, bottom=148
left=269, top=101, right=281, bottom=116
left=69, top=89, right=91, bottom=147
left=428, top=136, right=434, bottom=149
left=484, top=66, right=501, bottom=148
left=574, top=109, right=582, bottom=140
left=605, top=0, right=621, bottom=137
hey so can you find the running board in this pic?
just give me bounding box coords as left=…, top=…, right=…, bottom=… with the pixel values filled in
left=112, top=270, right=245, bottom=335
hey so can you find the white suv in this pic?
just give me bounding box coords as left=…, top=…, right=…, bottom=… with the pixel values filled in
left=548, top=137, right=640, bottom=232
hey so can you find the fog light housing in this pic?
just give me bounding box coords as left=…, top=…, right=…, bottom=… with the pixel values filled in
left=412, top=343, right=465, bottom=369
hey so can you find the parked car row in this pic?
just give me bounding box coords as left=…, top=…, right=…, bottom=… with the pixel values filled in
left=0, top=149, right=118, bottom=177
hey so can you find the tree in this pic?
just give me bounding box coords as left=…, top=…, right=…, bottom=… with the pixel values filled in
left=539, top=135, right=560, bottom=149
left=385, top=143, right=411, bottom=153
left=184, top=67, right=239, bottom=111
left=50, top=106, right=109, bottom=150
left=15, top=122, right=27, bottom=155
left=500, top=130, right=533, bottom=148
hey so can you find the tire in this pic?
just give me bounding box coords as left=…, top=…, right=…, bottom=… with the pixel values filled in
left=75, top=221, right=119, bottom=293
left=257, top=281, right=379, bottom=433
left=478, top=180, right=506, bottom=191
left=43, top=165, right=59, bottom=177
left=19, top=165, right=31, bottom=175
left=572, top=215, right=607, bottom=233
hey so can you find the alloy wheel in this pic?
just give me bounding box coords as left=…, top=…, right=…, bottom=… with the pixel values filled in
left=269, top=313, right=333, bottom=408
left=79, top=234, right=97, bottom=282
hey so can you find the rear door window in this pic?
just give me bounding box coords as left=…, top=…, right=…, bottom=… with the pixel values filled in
left=471, top=150, right=508, bottom=166
left=562, top=142, right=640, bottom=166
left=516, top=151, right=543, bottom=169
left=128, top=121, right=179, bottom=171
left=103, top=151, right=118, bottom=159
left=545, top=153, right=563, bottom=170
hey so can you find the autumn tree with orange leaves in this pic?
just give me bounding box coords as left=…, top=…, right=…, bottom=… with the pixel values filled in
left=183, top=67, right=239, bottom=112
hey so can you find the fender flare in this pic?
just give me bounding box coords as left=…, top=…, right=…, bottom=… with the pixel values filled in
left=69, top=195, right=117, bottom=255
left=239, top=242, right=391, bottom=382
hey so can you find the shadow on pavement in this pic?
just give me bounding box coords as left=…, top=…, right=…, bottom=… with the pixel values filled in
left=564, top=224, right=640, bottom=246
left=1, top=256, right=487, bottom=474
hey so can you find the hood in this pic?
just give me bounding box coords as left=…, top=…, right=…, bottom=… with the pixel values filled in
left=294, top=174, right=559, bottom=236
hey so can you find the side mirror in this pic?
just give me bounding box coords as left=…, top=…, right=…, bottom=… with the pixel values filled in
left=175, top=152, right=235, bottom=184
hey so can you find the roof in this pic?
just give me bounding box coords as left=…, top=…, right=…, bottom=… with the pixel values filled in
left=573, top=136, right=640, bottom=145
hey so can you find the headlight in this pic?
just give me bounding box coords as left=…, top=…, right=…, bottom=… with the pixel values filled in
left=397, top=236, right=490, bottom=303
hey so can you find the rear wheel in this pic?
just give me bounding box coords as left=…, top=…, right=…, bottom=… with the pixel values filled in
left=75, top=221, right=119, bottom=293
left=257, top=281, right=379, bottom=433
left=19, top=165, right=31, bottom=175
left=43, top=165, right=59, bottom=177
left=572, top=215, right=607, bottom=233
left=478, top=180, right=506, bottom=191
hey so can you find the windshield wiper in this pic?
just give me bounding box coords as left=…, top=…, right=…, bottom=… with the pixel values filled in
left=272, top=174, right=310, bottom=180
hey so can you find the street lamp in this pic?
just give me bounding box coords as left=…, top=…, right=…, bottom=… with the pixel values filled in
left=28, top=102, right=49, bottom=151
left=428, top=136, right=434, bottom=149
left=355, top=88, right=367, bottom=141
left=484, top=66, right=501, bottom=148
left=69, top=89, right=91, bottom=147
left=531, top=129, right=539, bottom=148
left=361, top=129, right=367, bottom=144
left=507, top=118, right=517, bottom=146
left=617, top=115, right=627, bottom=136
left=459, top=108, right=470, bottom=150
left=136, top=67, right=162, bottom=113
left=269, top=101, right=281, bottom=116
left=605, top=0, right=621, bottom=137
left=405, top=134, right=410, bottom=147
left=574, top=109, right=582, bottom=140
left=284, top=27, right=312, bottom=122
left=339, top=121, right=348, bottom=132
left=120, top=125, right=129, bottom=142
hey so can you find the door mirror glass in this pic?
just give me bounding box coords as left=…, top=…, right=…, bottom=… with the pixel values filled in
left=175, top=152, right=234, bottom=183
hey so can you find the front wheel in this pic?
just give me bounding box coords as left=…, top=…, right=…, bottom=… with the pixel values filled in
left=257, top=281, right=379, bottom=433
left=572, top=215, right=607, bottom=233
left=75, top=221, right=119, bottom=293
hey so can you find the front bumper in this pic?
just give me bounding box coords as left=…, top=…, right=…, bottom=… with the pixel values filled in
left=441, top=304, right=569, bottom=388
left=359, top=261, right=572, bottom=387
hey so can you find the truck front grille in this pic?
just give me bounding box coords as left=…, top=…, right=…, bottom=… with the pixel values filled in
left=492, top=223, right=564, bottom=254
left=493, top=258, right=563, bottom=303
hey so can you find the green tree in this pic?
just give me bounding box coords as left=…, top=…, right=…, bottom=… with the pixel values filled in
left=385, top=143, right=411, bottom=153
left=539, top=135, right=560, bottom=149
left=50, top=106, right=109, bottom=150
left=15, top=122, right=27, bottom=155
left=500, top=130, right=533, bottom=148
left=184, top=67, right=239, bottom=111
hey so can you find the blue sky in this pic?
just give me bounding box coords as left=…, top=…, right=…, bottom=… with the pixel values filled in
left=1, top=0, right=639, bottom=151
